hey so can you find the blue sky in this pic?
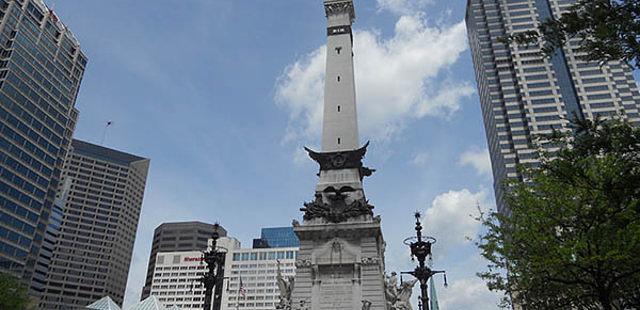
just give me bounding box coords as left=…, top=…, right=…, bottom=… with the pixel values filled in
left=48, top=0, right=501, bottom=308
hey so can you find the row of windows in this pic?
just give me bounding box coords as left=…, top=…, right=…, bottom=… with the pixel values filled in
left=0, top=119, right=55, bottom=166
left=0, top=162, right=45, bottom=198
left=7, top=54, right=68, bottom=128
left=13, top=31, right=76, bottom=103
left=9, top=50, right=72, bottom=113
left=232, top=250, right=296, bottom=261
left=1, top=78, right=68, bottom=143
left=0, top=99, right=60, bottom=159
left=0, top=193, right=38, bottom=224
left=155, top=265, right=203, bottom=271
left=0, top=224, right=31, bottom=248
left=13, top=19, right=77, bottom=94
left=1, top=149, right=49, bottom=188
left=0, top=239, right=28, bottom=259
left=0, top=90, right=63, bottom=145
left=227, top=302, right=276, bottom=308
left=0, top=177, right=43, bottom=214
left=153, top=295, right=203, bottom=302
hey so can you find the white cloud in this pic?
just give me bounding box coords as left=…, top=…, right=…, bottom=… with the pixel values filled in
left=411, top=152, right=430, bottom=167
left=377, top=0, right=435, bottom=15
left=438, top=277, right=502, bottom=310
left=423, top=189, right=488, bottom=255
left=421, top=189, right=502, bottom=309
left=275, top=15, right=472, bottom=146
left=459, top=147, right=492, bottom=178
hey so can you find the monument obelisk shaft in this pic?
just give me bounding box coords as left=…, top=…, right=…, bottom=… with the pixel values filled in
left=290, top=1, right=387, bottom=310
left=321, top=0, right=358, bottom=152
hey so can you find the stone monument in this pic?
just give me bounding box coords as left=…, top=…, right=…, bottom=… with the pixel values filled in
left=290, top=1, right=387, bottom=309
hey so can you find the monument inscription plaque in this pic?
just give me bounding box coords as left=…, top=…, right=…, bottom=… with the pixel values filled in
left=319, top=265, right=354, bottom=310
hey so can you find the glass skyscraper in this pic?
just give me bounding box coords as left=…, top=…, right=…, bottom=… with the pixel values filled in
left=466, top=0, right=640, bottom=213
left=253, top=227, right=299, bottom=248
left=0, top=0, right=86, bottom=286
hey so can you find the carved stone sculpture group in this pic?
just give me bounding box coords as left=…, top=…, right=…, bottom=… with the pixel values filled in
left=385, top=272, right=418, bottom=310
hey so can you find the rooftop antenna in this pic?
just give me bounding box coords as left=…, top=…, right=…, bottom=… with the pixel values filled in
left=100, top=121, right=113, bottom=145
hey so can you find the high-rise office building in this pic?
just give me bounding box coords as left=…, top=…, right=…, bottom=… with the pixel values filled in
left=40, top=139, right=150, bottom=309
left=0, top=0, right=86, bottom=287
left=466, top=0, right=640, bottom=212
left=141, top=221, right=227, bottom=300
left=252, top=227, right=299, bottom=249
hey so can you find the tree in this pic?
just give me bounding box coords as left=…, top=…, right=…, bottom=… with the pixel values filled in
left=0, top=272, right=36, bottom=310
left=477, top=118, right=640, bottom=309
left=505, top=0, right=640, bottom=68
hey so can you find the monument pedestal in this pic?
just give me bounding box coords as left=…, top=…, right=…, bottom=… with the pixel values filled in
left=292, top=216, right=386, bottom=310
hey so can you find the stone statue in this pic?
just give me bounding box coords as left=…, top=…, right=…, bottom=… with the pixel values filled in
left=385, top=272, right=399, bottom=303
left=395, top=279, right=418, bottom=310
left=385, top=272, right=418, bottom=310
left=276, top=260, right=294, bottom=310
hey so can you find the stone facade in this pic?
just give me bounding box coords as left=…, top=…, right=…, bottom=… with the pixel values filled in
left=292, top=219, right=386, bottom=310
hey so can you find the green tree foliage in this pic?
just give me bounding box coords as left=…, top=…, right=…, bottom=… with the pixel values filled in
left=477, top=118, right=640, bottom=309
left=0, top=272, right=35, bottom=310
left=506, top=0, right=640, bottom=68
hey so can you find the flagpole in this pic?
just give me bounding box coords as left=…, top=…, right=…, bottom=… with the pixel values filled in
left=100, top=121, right=112, bottom=145
left=236, top=275, right=242, bottom=310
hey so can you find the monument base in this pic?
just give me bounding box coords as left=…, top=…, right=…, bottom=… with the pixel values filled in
left=292, top=216, right=386, bottom=310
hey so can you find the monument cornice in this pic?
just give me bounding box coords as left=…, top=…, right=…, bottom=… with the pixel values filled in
left=305, top=141, right=369, bottom=171
left=293, top=219, right=383, bottom=241
left=324, top=0, right=355, bottom=21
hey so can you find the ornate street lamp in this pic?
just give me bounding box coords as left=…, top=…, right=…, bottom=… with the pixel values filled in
left=199, top=224, right=226, bottom=310
left=402, top=212, right=447, bottom=310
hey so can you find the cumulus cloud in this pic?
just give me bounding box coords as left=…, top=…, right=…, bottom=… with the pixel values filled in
left=423, top=189, right=489, bottom=254
left=377, top=0, right=435, bottom=15
left=418, top=189, right=502, bottom=309
left=459, top=147, right=492, bottom=178
left=275, top=15, right=472, bottom=145
left=438, top=277, right=502, bottom=310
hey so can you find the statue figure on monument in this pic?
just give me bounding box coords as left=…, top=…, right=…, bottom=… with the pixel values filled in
left=385, top=272, right=399, bottom=299
left=276, top=260, right=294, bottom=310
left=385, top=275, right=418, bottom=310
left=395, top=279, right=418, bottom=310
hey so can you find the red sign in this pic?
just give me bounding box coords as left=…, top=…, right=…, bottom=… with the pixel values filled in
left=184, top=257, right=204, bottom=262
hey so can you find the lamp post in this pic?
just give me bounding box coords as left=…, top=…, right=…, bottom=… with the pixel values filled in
left=402, top=212, right=446, bottom=310
left=200, top=224, right=226, bottom=310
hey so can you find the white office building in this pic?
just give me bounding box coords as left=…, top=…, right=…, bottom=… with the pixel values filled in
left=148, top=236, right=298, bottom=310
left=148, top=249, right=210, bottom=309
left=221, top=245, right=297, bottom=310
